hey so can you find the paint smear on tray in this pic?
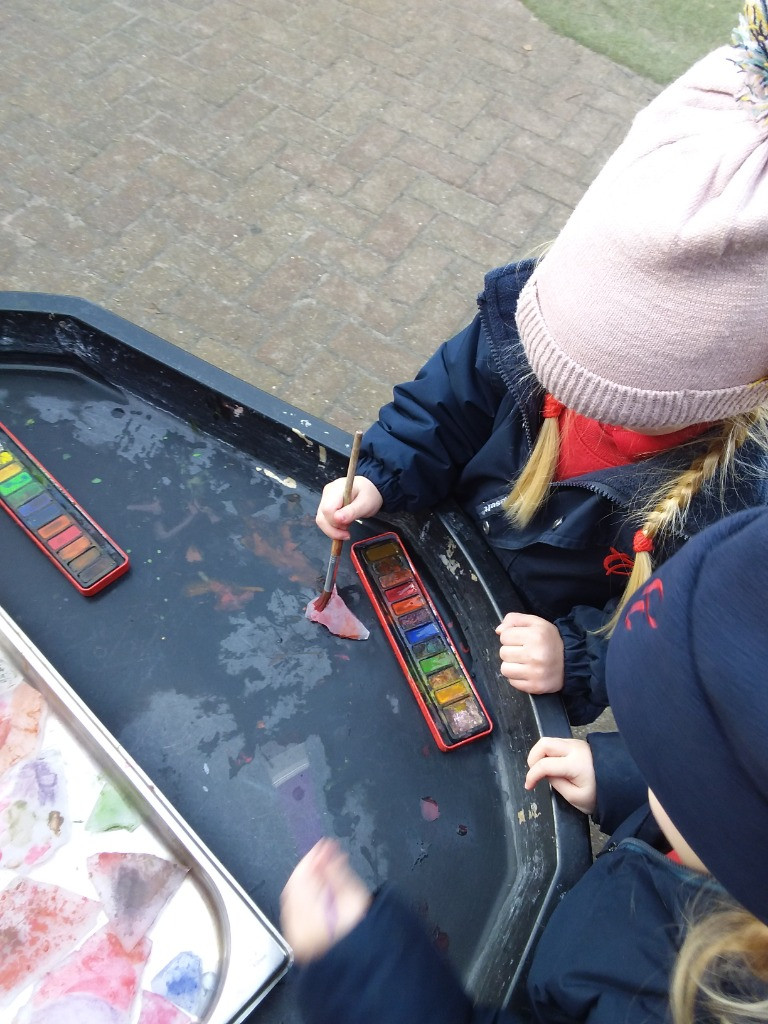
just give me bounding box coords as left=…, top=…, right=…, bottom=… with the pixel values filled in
left=0, top=878, right=100, bottom=1005
left=87, top=852, right=188, bottom=952
left=420, top=797, right=440, bottom=822
left=185, top=574, right=263, bottom=611
left=243, top=522, right=316, bottom=584
left=306, top=588, right=369, bottom=641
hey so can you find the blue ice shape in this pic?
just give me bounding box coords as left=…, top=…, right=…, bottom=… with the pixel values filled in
left=151, top=951, right=204, bottom=1015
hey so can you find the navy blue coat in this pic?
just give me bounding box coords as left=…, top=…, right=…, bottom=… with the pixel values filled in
left=296, top=790, right=726, bottom=1024
left=356, top=261, right=768, bottom=723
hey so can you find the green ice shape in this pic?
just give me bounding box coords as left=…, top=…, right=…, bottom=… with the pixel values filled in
left=85, top=780, right=142, bottom=833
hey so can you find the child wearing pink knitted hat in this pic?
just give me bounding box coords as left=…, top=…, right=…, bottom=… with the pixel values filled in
left=316, top=3, right=768, bottom=726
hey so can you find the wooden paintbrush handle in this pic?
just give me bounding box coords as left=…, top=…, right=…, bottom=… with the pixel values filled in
left=341, top=430, right=363, bottom=511
left=315, top=431, right=365, bottom=609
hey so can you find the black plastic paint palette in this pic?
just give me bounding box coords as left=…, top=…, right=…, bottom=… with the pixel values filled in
left=0, top=422, right=129, bottom=596
left=351, top=531, right=492, bottom=751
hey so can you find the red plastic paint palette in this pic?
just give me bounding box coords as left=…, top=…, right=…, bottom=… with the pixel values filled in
left=351, top=531, right=492, bottom=751
left=0, top=422, right=129, bottom=595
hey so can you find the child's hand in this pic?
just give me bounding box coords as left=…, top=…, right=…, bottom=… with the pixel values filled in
left=496, top=613, right=564, bottom=694
left=525, top=737, right=596, bottom=815
left=280, top=838, right=373, bottom=964
left=315, top=476, right=384, bottom=540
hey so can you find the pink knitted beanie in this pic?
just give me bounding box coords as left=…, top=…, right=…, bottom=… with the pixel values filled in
left=516, top=9, right=768, bottom=430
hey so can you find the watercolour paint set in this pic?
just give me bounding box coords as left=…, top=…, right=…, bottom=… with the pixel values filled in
left=351, top=532, right=493, bottom=751
left=0, top=421, right=129, bottom=595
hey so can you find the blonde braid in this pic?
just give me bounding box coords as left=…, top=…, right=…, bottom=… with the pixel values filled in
left=603, top=411, right=766, bottom=635
left=671, top=904, right=768, bottom=1024
left=503, top=395, right=564, bottom=528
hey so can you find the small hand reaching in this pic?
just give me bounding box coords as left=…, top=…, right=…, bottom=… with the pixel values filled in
left=315, top=476, right=383, bottom=541
left=496, top=612, right=565, bottom=693
left=280, top=838, right=373, bottom=964
left=525, top=736, right=596, bottom=815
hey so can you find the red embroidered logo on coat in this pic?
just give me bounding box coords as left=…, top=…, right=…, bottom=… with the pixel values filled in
left=624, top=578, right=664, bottom=631
left=603, top=547, right=634, bottom=577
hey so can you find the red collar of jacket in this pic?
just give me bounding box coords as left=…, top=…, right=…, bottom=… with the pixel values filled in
left=556, top=409, right=712, bottom=481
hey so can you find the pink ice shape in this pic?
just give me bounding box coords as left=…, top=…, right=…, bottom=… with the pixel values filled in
left=30, top=925, right=151, bottom=1012
left=0, top=877, right=100, bottom=1006
left=306, top=587, right=370, bottom=641
left=138, top=990, right=192, bottom=1024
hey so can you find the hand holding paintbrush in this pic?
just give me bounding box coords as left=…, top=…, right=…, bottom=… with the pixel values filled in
left=313, top=430, right=363, bottom=613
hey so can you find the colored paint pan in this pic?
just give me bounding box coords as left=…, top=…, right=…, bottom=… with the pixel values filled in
left=0, top=422, right=129, bottom=596
left=351, top=531, right=492, bottom=751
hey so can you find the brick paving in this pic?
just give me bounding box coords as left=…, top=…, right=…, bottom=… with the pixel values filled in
left=0, top=0, right=660, bottom=434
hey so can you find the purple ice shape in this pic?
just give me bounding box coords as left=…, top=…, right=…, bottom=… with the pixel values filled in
left=24, top=994, right=128, bottom=1024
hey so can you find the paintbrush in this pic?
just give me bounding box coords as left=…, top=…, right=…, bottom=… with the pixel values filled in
left=314, top=430, right=363, bottom=612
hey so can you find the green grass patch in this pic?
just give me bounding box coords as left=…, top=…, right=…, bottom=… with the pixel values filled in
left=520, top=0, right=742, bottom=84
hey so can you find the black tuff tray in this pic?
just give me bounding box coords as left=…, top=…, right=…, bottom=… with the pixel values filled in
left=0, top=294, right=590, bottom=1020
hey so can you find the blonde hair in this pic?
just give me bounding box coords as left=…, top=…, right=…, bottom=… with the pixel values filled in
left=671, top=903, right=768, bottom=1024
left=503, top=405, right=768, bottom=634
left=503, top=412, right=560, bottom=527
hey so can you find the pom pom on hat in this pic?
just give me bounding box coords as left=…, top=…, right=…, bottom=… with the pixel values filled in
left=515, top=3, right=768, bottom=431
left=607, top=506, right=768, bottom=925
left=733, top=1, right=768, bottom=117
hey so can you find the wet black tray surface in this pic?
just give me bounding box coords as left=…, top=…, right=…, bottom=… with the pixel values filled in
left=0, top=295, right=590, bottom=1021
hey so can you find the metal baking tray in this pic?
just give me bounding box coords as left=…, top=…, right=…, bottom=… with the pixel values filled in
left=0, top=603, right=292, bottom=1022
